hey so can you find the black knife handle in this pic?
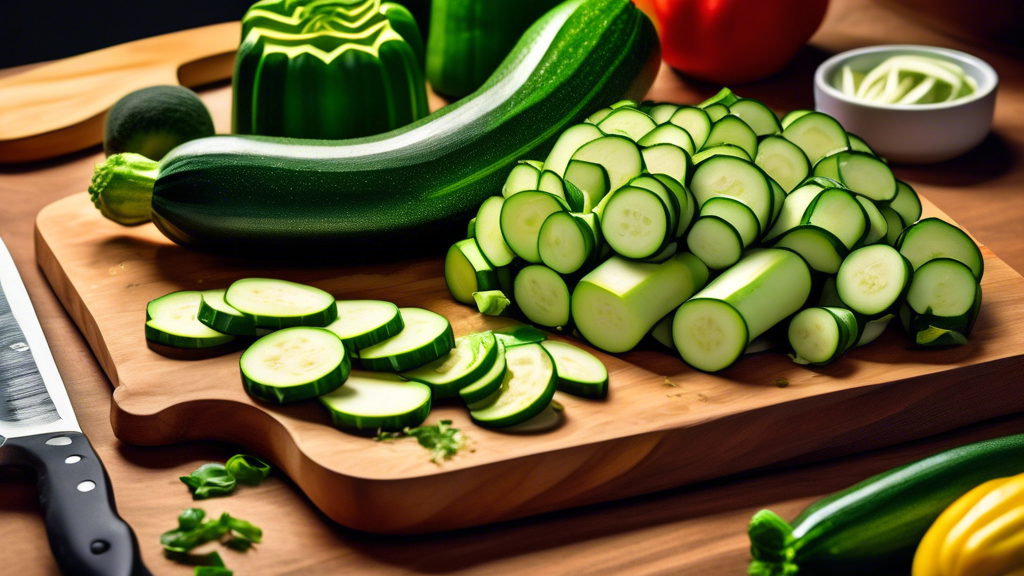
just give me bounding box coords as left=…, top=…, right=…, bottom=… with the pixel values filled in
left=5, top=431, right=151, bottom=576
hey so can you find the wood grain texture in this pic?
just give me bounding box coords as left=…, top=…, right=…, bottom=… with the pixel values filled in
left=0, top=22, right=240, bottom=164
left=5, top=0, right=1024, bottom=572
left=34, top=188, right=1024, bottom=533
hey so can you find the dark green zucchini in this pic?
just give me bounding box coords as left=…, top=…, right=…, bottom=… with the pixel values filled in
left=748, top=433, right=1024, bottom=575
left=91, top=0, right=659, bottom=260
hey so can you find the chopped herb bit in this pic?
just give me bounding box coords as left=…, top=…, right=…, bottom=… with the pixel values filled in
left=195, top=567, right=233, bottom=576
left=375, top=420, right=470, bottom=464
left=180, top=463, right=236, bottom=500
left=162, top=509, right=262, bottom=575
left=225, top=454, right=272, bottom=486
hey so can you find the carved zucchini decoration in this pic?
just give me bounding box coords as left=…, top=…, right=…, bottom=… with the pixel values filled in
left=234, top=0, right=428, bottom=139
left=89, top=0, right=660, bottom=260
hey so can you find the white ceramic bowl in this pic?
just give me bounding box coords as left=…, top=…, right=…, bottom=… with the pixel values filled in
left=814, top=44, right=998, bottom=164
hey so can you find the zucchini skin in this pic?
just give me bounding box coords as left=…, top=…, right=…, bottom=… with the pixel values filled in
left=153, top=0, right=660, bottom=260
left=749, top=433, right=1024, bottom=574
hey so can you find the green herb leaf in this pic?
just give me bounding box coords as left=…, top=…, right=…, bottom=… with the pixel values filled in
left=374, top=429, right=402, bottom=441
left=164, top=550, right=226, bottom=568
left=220, top=513, right=263, bottom=544
left=178, top=508, right=207, bottom=531
left=225, top=454, right=271, bottom=486
left=404, top=420, right=467, bottom=464
left=180, top=463, right=237, bottom=500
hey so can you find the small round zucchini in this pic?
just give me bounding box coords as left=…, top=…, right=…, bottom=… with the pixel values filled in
left=225, top=278, right=338, bottom=329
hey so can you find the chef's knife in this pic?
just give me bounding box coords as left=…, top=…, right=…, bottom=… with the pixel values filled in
left=0, top=236, right=150, bottom=576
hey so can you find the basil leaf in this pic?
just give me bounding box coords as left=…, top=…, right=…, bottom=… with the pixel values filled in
left=220, top=513, right=263, bottom=544
left=180, top=463, right=237, bottom=499
left=178, top=508, right=206, bottom=531
left=225, top=454, right=271, bottom=486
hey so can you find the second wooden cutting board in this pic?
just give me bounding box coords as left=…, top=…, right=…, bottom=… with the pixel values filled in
left=35, top=190, right=1024, bottom=534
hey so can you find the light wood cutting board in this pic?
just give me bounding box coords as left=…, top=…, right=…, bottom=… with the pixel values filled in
left=34, top=191, right=1024, bottom=534
left=0, top=22, right=239, bottom=164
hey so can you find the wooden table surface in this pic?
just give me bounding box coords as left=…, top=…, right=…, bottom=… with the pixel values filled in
left=2, top=1, right=1023, bottom=574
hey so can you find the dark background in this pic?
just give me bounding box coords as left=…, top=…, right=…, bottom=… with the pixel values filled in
left=0, top=0, right=431, bottom=69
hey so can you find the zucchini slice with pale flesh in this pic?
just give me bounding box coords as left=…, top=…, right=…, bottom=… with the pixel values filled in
left=669, top=106, right=712, bottom=150
left=652, top=175, right=693, bottom=237
left=241, top=327, right=350, bottom=404
left=896, top=218, right=984, bottom=281
left=541, top=340, right=609, bottom=399
left=475, top=196, right=515, bottom=267
left=403, top=332, right=498, bottom=399
left=445, top=238, right=499, bottom=305
left=698, top=196, right=761, bottom=248
left=702, top=115, right=758, bottom=160
left=692, top=144, right=752, bottom=165
left=597, top=107, right=657, bottom=142
left=473, top=290, right=511, bottom=316
left=538, top=212, right=596, bottom=275
left=835, top=151, right=898, bottom=204
left=325, top=300, right=404, bottom=352
left=573, top=253, right=709, bottom=353
left=836, top=244, right=913, bottom=317
left=789, top=307, right=859, bottom=365
left=543, top=123, right=603, bottom=178
left=641, top=144, right=691, bottom=188
left=900, top=258, right=981, bottom=346
left=649, top=103, right=681, bottom=125
left=755, top=135, right=810, bottom=193
left=198, top=288, right=258, bottom=337
left=890, top=180, right=923, bottom=225
left=704, top=103, right=729, bottom=122
left=564, top=160, right=610, bottom=207
left=570, top=135, right=644, bottom=193
left=856, top=196, right=889, bottom=247
left=599, top=186, right=672, bottom=259
left=763, top=182, right=829, bottom=242
left=469, top=343, right=557, bottom=429
left=801, top=188, right=868, bottom=250
left=514, top=265, right=572, bottom=328
left=147, top=291, right=236, bottom=350
left=502, top=161, right=541, bottom=198
left=637, top=123, right=695, bottom=155
left=686, top=216, right=744, bottom=270
left=358, top=308, right=455, bottom=372
left=690, top=155, right=774, bottom=231
left=729, top=98, right=782, bottom=137
left=499, top=191, right=567, bottom=264
left=225, top=278, right=337, bottom=329
left=773, top=225, right=848, bottom=274
left=459, top=340, right=508, bottom=404
left=782, top=112, right=850, bottom=165
left=780, top=109, right=812, bottom=129
left=319, top=371, right=431, bottom=433
left=673, top=249, right=812, bottom=372
left=881, top=207, right=906, bottom=246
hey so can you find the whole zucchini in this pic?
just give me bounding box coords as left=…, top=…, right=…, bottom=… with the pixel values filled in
left=748, top=433, right=1024, bottom=575
left=90, top=0, right=660, bottom=260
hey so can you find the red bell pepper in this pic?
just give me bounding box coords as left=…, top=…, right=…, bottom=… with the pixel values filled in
left=633, top=0, right=830, bottom=84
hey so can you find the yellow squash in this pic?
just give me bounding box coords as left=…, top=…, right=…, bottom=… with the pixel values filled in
left=914, top=473, right=1024, bottom=576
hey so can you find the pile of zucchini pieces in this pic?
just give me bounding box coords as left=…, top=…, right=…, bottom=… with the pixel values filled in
left=445, top=87, right=984, bottom=372
left=145, top=278, right=609, bottom=433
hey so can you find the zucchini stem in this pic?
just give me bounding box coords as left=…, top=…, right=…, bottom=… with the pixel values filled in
left=747, top=509, right=798, bottom=576
left=89, top=153, right=158, bottom=226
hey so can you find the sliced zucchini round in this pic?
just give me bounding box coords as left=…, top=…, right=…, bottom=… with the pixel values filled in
left=599, top=186, right=672, bottom=259
left=459, top=341, right=508, bottom=404
left=197, top=289, right=258, bottom=337
left=225, top=278, right=337, bottom=329
left=543, top=123, right=603, bottom=177
left=445, top=238, right=499, bottom=304
left=686, top=216, right=744, bottom=270
left=907, top=258, right=979, bottom=318
left=698, top=196, right=761, bottom=248
left=802, top=188, right=868, bottom=250
left=570, top=135, right=644, bottom=193
left=541, top=340, right=608, bottom=399
left=597, top=107, right=657, bottom=142
left=690, top=155, right=773, bottom=231
left=890, top=180, right=923, bottom=225
left=729, top=98, right=782, bottom=137
left=836, top=244, right=913, bottom=317
left=475, top=196, right=515, bottom=267
left=703, top=115, right=758, bottom=160
left=492, top=324, right=548, bottom=348
left=773, top=225, right=848, bottom=274
left=469, top=343, right=557, bottom=429
left=514, top=265, right=571, bottom=328
left=673, top=298, right=749, bottom=373
left=146, top=291, right=236, bottom=349
left=500, top=191, right=567, bottom=264
left=241, top=327, right=350, bottom=404
left=637, top=123, right=695, bottom=155
left=788, top=307, right=857, bottom=366
left=358, top=308, right=455, bottom=372
left=669, top=106, right=712, bottom=150
left=539, top=212, right=595, bottom=275
left=403, top=332, right=498, bottom=399
left=782, top=112, right=850, bottom=165
left=897, top=218, right=984, bottom=281
left=319, top=371, right=431, bottom=433
left=755, top=135, right=810, bottom=193
left=324, top=300, right=404, bottom=352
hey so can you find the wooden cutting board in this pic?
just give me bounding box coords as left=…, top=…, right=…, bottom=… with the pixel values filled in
left=0, top=22, right=239, bottom=164
left=35, top=192, right=1024, bottom=534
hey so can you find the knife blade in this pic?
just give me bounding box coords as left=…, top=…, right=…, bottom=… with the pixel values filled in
left=0, top=236, right=150, bottom=576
